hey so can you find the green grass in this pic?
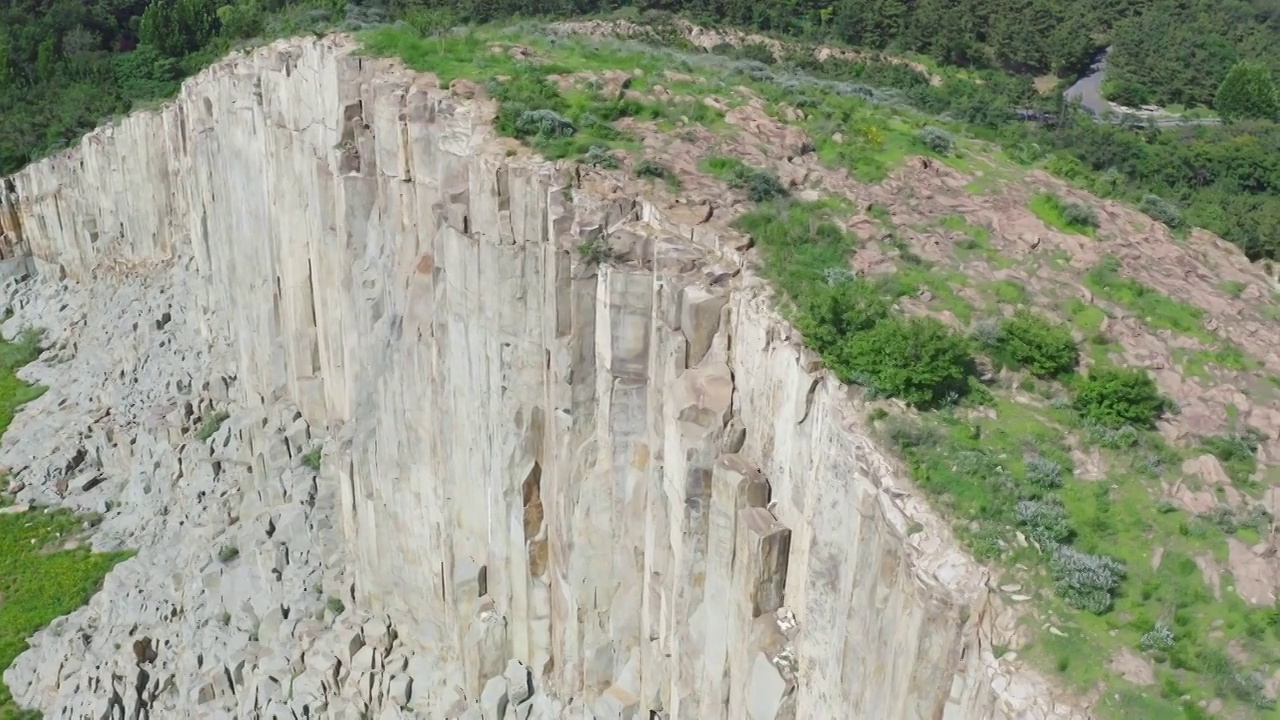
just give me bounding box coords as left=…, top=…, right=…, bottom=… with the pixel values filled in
left=360, top=26, right=726, bottom=165
left=1217, top=280, right=1247, bottom=298
left=326, top=595, right=346, bottom=615
left=1198, top=429, right=1265, bottom=486
left=895, top=264, right=975, bottom=321
left=1028, top=192, right=1098, bottom=237
left=1084, top=256, right=1211, bottom=342
left=938, top=215, right=1015, bottom=269
left=0, top=329, right=130, bottom=715
left=983, top=278, right=1029, bottom=305
left=867, top=203, right=894, bottom=227
left=1174, top=345, right=1261, bottom=381
left=301, top=446, right=322, bottom=471
left=885, top=382, right=1280, bottom=718
left=734, top=198, right=857, bottom=302
left=813, top=117, right=919, bottom=183
left=195, top=410, right=231, bottom=441
left=1063, top=297, right=1109, bottom=335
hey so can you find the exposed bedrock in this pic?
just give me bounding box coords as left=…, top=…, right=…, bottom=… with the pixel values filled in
left=0, top=35, right=1083, bottom=719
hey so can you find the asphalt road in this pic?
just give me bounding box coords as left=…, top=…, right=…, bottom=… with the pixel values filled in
left=1063, top=48, right=1220, bottom=127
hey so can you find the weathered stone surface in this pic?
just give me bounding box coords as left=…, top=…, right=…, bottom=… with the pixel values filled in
left=0, top=33, right=1086, bottom=720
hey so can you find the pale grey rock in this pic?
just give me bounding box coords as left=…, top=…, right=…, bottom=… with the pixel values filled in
left=503, top=659, right=532, bottom=705
left=481, top=675, right=509, bottom=720
left=746, top=652, right=788, bottom=720
left=0, top=32, right=1090, bottom=720
left=387, top=673, right=412, bottom=707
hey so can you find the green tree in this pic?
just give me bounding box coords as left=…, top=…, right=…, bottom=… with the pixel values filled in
left=794, top=280, right=889, bottom=353
left=1215, top=61, right=1279, bottom=122
left=833, top=316, right=976, bottom=408
left=992, top=309, right=1079, bottom=378
left=217, top=0, right=265, bottom=40
left=404, top=6, right=458, bottom=51
left=35, top=36, right=58, bottom=83
left=139, top=0, right=218, bottom=58
left=0, top=33, right=12, bottom=92
left=1072, top=367, right=1167, bottom=428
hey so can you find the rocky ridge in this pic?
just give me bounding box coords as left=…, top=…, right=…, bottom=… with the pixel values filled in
left=0, top=33, right=1091, bottom=719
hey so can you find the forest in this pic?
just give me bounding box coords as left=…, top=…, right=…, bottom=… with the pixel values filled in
left=0, top=0, right=1278, bottom=259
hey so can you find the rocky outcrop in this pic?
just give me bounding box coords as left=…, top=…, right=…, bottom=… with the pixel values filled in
left=0, top=35, right=1083, bottom=719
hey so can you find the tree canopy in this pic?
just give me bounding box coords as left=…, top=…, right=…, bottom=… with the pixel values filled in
left=1215, top=62, right=1280, bottom=122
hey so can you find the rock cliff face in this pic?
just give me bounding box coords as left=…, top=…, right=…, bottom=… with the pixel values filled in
left=0, top=35, right=1081, bottom=719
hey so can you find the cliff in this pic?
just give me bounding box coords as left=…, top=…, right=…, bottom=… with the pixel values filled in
left=0, top=35, right=1080, bottom=719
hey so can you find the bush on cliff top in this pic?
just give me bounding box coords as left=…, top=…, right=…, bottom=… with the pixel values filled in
left=735, top=201, right=977, bottom=408
left=985, top=309, right=1079, bottom=379
left=1072, top=366, right=1168, bottom=429
left=829, top=315, right=977, bottom=408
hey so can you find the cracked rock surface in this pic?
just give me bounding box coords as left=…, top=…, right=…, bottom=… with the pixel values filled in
left=0, top=34, right=1087, bottom=719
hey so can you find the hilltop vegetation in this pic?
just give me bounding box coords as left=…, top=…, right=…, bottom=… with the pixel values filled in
left=2, top=0, right=1280, bottom=262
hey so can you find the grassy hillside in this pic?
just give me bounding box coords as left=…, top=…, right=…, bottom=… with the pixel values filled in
left=360, top=23, right=1280, bottom=718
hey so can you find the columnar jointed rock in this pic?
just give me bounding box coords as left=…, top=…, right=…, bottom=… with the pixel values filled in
left=1, top=34, right=1087, bottom=719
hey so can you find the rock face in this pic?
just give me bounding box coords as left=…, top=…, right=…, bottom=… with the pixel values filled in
left=0, top=35, right=1083, bottom=719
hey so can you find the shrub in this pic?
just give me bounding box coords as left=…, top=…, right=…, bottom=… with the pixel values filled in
left=917, top=126, right=955, bottom=155
left=1081, top=420, right=1141, bottom=448
left=1139, top=194, right=1183, bottom=228
left=196, top=410, right=230, bottom=441
left=742, top=171, right=789, bottom=203
left=1050, top=544, right=1125, bottom=614
left=301, top=447, right=322, bottom=471
left=218, top=545, right=240, bottom=563
left=1200, top=427, right=1265, bottom=484
left=728, top=41, right=777, bottom=65
left=634, top=159, right=677, bottom=187
left=1214, top=61, right=1279, bottom=122
left=794, top=280, right=889, bottom=354
left=326, top=595, right=346, bottom=615
left=515, top=109, right=576, bottom=138
left=581, top=145, right=619, bottom=169
left=1198, top=646, right=1276, bottom=710
left=1016, top=499, right=1073, bottom=547
left=991, top=309, right=1079, bottom=378
left=882, top=418, right=941, bottom=450
left=970, top=318, right=1003, bottom=348
left=578, top=236, right=616, bottom=265
left=701, top=155, right=788, bottom=202
left=823, top=267, right=856, bottom=286
left=831, top=316, right=976, bottom=408
left=1202, top=504, right=1271, bottom=534
left=1061, top=202, right=1099, bottom=230
left=1073, top=367, right=1166, bottom=428
left=1028, top=193, right=1097, bottom=235
left=1141, top=624, right=1176, bottom=652
left=1024, top=455, right=1065, bottom=489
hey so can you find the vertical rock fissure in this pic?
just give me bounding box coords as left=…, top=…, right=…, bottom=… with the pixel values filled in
left=523, top=461, right=547, bottom=577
